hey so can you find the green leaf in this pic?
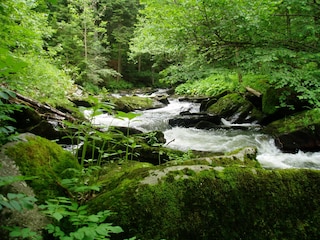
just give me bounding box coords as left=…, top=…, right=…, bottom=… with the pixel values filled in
left=71, top=230, right=85, bottom=240
left=104, top=225, right=123, bottom=234
left=9, top=200, right=22, bottom=211
left=95, top=225, right=108, bottom=236
left=116, top=111, right=141, bottom=120
left=87, top=214, right=100, bottom=223
left=52, top=212, right=64, bottom=221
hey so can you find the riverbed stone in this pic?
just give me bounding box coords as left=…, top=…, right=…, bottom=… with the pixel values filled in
left=206, top=93, right=264, bottom=124
left=168, top=113, right=221, bottom=128
left=108, top=95, right=165, bottom=112
left=263, top=108, right=320, bottom=152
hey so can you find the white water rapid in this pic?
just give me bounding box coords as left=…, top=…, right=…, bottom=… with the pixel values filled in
left=92, top=98, right=320, bottom=170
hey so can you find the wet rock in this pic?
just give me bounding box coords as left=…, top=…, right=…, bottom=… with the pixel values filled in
left=110, top=95, right=166, bottom=112
left=179, top=96, right=210, bottom=103
left=206, top=93, right=264, bottom=124
left=200, top=90, right=230, bottom=112
left=169, top=113, right=221, bottom=128
left=152, top=94, right=170, bottom=105
left=263, top=108, right=320, bottom=153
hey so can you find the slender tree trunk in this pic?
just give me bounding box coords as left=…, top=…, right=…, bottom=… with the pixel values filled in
left=84, top=21, right=88, bottom=61
left=286, top=8, right=291, bottom=42
left=235, top=47, right=242, bottom=84
left=117, top=43, right=122, bottom=81
left=138, top=55, right=141, bottom=72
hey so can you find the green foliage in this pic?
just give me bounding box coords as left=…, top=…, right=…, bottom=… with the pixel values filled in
left=132, top=0, right=320, bottom=108
left=7, top=56, right=74, bottom=107
left=0, top=192, right=36, bottom=212
left=60, top=166, right=102, bottom=204
left=0, top=87, right=24, bottom=145
left=106, top=79, right=134, bottom=90
left=175, top=72, right=268, bottom=97
left=0, top=0, right=75, bottom=108
left=40, top=196, right=123, bottom=240
left=47, top=0, right=118, bottom=87
left=0, top=173, right=41, bottom=239
left=63, top=96, right=116, bottom=166
left=5, top=226, right=42, bottom=240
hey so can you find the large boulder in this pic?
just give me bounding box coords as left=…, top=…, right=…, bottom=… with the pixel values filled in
left=263, top=108, right=320, bottom=153
left=0, top=134, right=49, bottom=240
left=206, top=93, right=264, bottom=124
left=87, top=159, right=320, bottom=240
left=2, top=133, right=80, bottom=202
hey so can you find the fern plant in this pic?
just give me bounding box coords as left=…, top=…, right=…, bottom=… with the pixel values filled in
left=40, top=197, right=123, bottom=240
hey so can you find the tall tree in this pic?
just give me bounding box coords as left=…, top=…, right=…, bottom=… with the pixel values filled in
left=47, top=0, right=117, bottom=88
left=98, top=0, right=140, bottom=82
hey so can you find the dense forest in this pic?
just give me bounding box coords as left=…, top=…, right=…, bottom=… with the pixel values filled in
left=1, top=0, right=320, bottom=105
left=1, top=0, right=320, bottom=239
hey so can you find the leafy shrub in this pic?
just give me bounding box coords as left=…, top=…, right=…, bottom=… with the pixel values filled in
left=5, top=56, right=74, bottom=107
left=107, top=79, right=134, bottom=90
left=175, top=71, right=269, bottom=97
left=175, top=72, right=237, bottom=97
left=0, top=87, right=24, bottom=146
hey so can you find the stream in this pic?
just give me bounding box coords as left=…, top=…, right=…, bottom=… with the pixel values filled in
left=92, top=98, right=320, bottom=170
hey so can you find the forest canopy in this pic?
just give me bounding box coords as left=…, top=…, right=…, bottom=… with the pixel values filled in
left=1, top=0, right=320, bottom=108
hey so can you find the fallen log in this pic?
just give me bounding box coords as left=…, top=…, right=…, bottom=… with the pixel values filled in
left=246, top=86, right=262, bottom=98
left=11, top=92, right=75, bottom=122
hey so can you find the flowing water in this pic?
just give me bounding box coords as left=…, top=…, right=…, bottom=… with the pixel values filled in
left=92, top=98, right=320, bottom=170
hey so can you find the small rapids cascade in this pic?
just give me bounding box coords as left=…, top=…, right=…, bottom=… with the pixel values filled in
left=92, top=98, right=320, bottom=169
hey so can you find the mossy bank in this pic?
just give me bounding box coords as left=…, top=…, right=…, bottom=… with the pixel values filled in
left=89, top=161, right=320, bottom=240
left=2, top=134, right=320, bottom=240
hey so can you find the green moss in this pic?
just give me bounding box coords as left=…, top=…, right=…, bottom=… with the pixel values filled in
left=88, top=164, right=320, bottom=240
left=109, top=95, right=156, bottom=111
left=169, top=147, right=260, bottom=168
left=264, top=108, right=320, bottom=135
left=5, top=135, right=80, bottom=202
left=262, top=86, right=280, bottom=115
left=207, top=93, right=246, bottom=115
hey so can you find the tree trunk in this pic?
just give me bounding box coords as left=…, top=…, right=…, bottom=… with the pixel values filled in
left=117, top=43, right=122, bottom=81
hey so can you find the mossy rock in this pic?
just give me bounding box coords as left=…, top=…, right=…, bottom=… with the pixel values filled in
left=263, top=108, right=320, bottom=152
left=4, top=133, right=80, bottom=202
left=206, top=93, right=264, bottom=123
left=108, top=95, right=164, bottom=112
left=261, top=86, right=308, bottom=118
left=166, top=147, right=260, bottom=168
left=88, top=162, right=320, bottom=240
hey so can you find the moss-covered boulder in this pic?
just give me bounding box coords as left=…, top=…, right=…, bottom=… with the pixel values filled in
left=3, top=133, right=80, bottom=202
left=261, top=86, right=312, bottom=124
left=263, top=108, right=320, bottom=152
left=88, top=160, right=320, bottom=240
left=108, top=95, right=165, bottom=112
left=0, top=136, right=49, bottom=240
left=206, top=93, right=264, bottom=124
